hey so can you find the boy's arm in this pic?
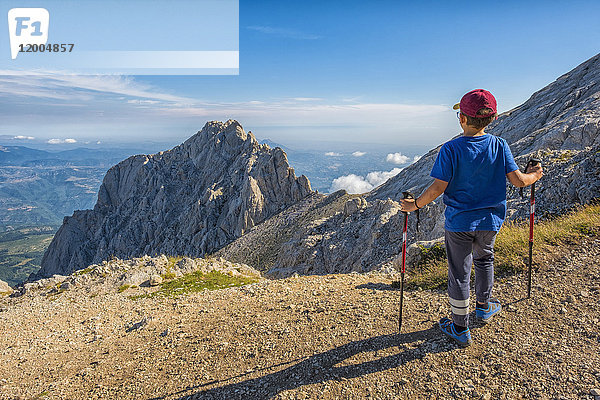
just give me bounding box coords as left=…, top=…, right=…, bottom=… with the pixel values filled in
left=506, top=164, right=543, bottom=187
left=400, top=178, right=448, bottom=213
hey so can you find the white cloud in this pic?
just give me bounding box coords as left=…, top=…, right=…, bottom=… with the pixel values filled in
left=325, top=152, right=341, bottom=156
left=47, top=138, right=77, bottom=144
left=352, top=151, right=366, bottom=157
left=330, top=167, right=403, bottom=194
left=0, top=71, right=194, bottom=104
left=413, top=155, right=422, bottom=162
left=366, top=168, right=403, bottom=187
left=291, top=97, right=323, bottom=102
left=13, top=135, right=35, bottom=140
left=386, top=152, right=410, bottom=164
left=127, top=99, right=160, bottom=105
left=330, top=174, right=373, bottom=194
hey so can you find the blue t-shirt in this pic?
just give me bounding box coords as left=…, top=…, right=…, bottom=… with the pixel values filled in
left=430, top=134, right=519, bottom=232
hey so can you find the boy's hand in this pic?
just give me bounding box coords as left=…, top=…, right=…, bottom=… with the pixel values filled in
left=400, top=198, right=418, bottom=213
left=526, top=163, right=544, bottom=181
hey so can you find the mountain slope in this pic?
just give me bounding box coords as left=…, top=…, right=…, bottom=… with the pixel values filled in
left=36, top=120, right=312, bottom=278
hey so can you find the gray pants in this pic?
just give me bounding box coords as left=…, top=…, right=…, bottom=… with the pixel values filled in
left=445, top=230, right=497, bottom=327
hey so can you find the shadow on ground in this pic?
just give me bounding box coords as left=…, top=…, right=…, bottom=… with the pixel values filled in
left=355, top=282, right=399, bottom=291
left=150, top=325, right=453, bottom=400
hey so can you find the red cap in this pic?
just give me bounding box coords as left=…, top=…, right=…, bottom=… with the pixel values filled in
left=453, top=89, right=497, bottom=118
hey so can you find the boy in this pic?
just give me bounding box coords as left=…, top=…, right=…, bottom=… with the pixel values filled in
left=400, top=89, right=543, bottom=346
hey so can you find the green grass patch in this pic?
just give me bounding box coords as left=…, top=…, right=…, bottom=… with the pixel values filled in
left=494, top=204, right=600, bottom=275
left=118, top=284, right=131, bottom=293
left=406, top=242, right=448, bottom=290
left=406, top=204, right=600, bottom=290
left=162, top=256, right=182, bottom=280
left=131, top=270, right=258, bottom=299
left=0, top=226, right=57, bottom=286
left=74, top=266, right=94, bottom=276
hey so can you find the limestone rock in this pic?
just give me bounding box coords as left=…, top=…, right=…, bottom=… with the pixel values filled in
left=35, top=120, right=312, bottom=278
left=344, top=197, right=367, bottom=216
left=176, top=257, right=197, bottom=274
left=123, top=272, right=151, bottom=287
left=15, top=254, right=261, bottom=297
left=149, top=275, right=162, bottom=286
left=0, top=279, right=13, bottom=295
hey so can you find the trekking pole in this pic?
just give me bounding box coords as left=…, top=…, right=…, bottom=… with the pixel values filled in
left=526, top=158, right=541, bottom=299
left=398, top=191, right=414, bottom=332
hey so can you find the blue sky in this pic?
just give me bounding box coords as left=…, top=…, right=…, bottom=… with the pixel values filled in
left=1, top=0, right=600, bottom=151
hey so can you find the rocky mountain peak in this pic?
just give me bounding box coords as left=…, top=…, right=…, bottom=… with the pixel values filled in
left=184, top=119, right=252, bottom=150
left=36, top=120, right=312, bottom=279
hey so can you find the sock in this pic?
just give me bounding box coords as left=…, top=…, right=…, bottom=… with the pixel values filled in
left=476, top=302, right=489, bottom=310
left=453, top=323, right=468, bottom=333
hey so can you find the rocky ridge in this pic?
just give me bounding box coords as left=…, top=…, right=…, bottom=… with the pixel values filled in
left=37, top=120, right=312, bottom=279
left=15, top=255, right=260, bottom=299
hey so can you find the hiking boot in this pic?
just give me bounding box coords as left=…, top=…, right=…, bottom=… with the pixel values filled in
left=438, top=317, right=472, bottom=347
left=476, top=299, right=501, bottom=324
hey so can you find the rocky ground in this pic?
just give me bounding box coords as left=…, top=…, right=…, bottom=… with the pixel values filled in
left=0, top=235, right=599, bottom=400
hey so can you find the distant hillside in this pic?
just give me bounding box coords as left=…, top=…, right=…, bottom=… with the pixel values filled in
left=0, top=146, right=147, bottom=228
left=0, top=145, right=138, bottom=167
left=0, top=227, right=55, bottom=287
left=0, top=146, right=49, bottom=164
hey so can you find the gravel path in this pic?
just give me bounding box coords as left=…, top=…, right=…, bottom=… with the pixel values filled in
left=0, top=237, right=599, bottom=400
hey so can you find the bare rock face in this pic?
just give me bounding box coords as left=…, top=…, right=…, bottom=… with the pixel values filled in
left=35, top=120, right=311, bottom=278
left=0, top=279, right=13, bottom=295
left=262, top=53, right=600, bottom=277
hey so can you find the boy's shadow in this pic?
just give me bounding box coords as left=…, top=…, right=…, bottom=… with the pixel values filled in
left=152, top=325, right=453, bottom=400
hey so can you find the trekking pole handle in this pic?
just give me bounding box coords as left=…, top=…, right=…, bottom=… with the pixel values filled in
left=526, top=158, right=541, bottom=171
left=520, top=158, right=541, bottom=197
left=402, top=191, right=415, bottom=214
